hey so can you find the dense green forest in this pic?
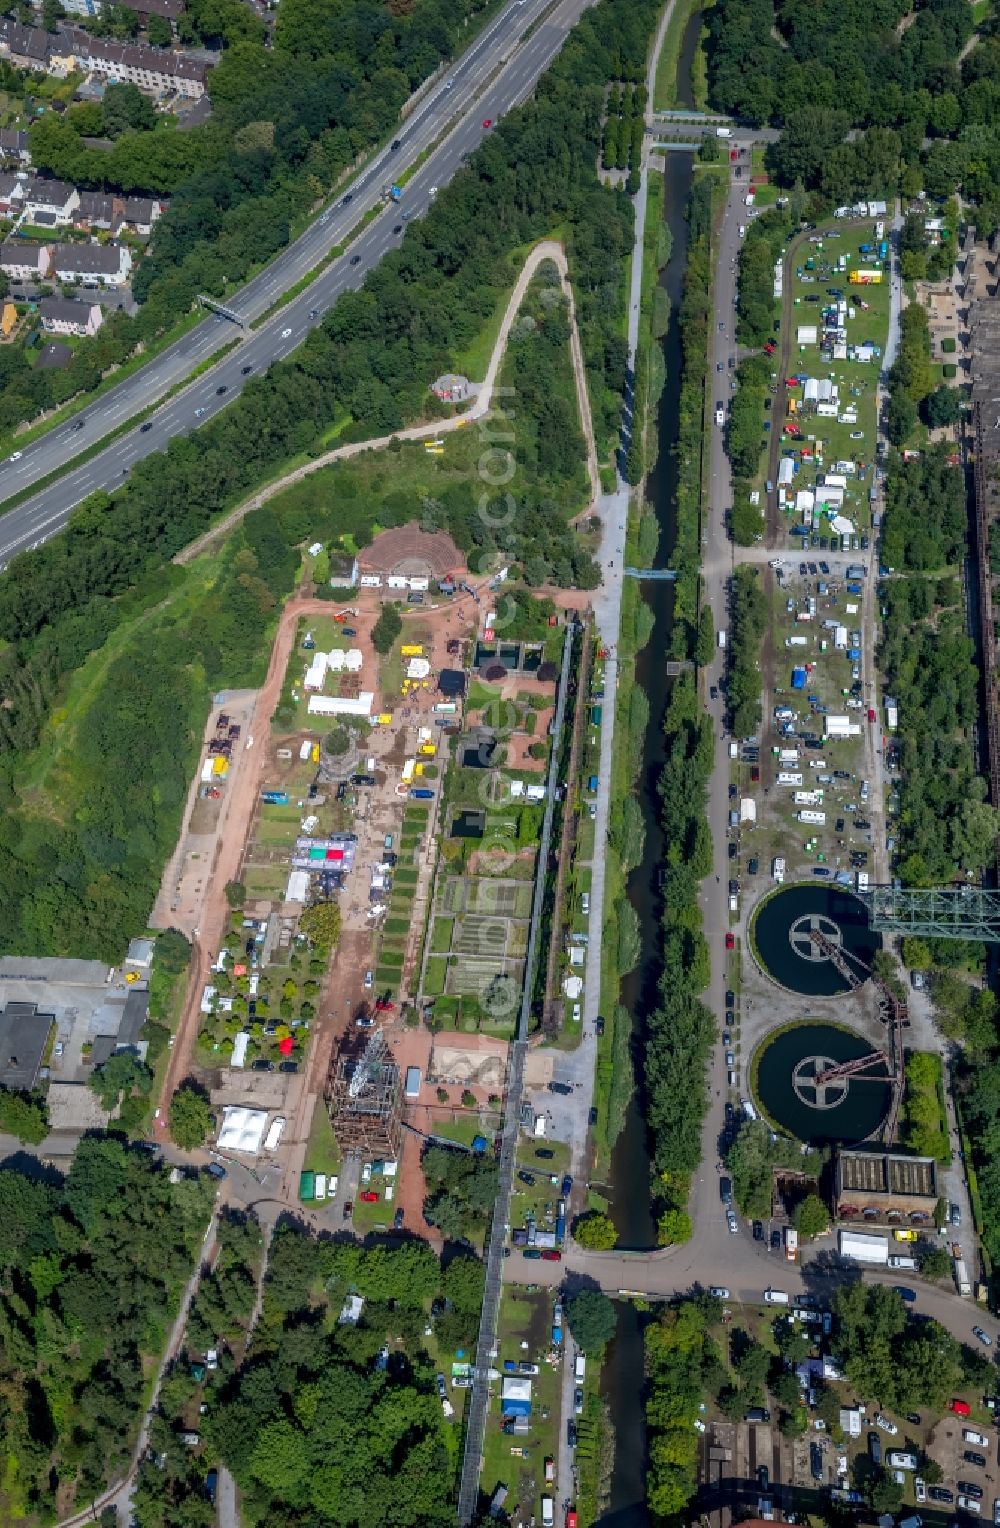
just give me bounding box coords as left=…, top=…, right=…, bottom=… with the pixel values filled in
left=133, top=1209, right=264, bottom=1528
left=203, top=1224, right=485, bottom=1525
left=0, top=1139, right=214, bottom=1522
left=705, top=0, right=1000, bottom=230
left=878, top=444, right=995, bottom=888
left=0, top=0, right=655, bottom=958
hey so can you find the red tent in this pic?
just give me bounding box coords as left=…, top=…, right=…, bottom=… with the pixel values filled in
left=278, top=1035, right=294, bottom=1057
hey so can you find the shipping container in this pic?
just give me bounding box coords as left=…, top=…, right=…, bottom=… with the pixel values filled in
left=262, top=790, right=289, bottom=805
left=299, top=1171, right=316, bottom=1202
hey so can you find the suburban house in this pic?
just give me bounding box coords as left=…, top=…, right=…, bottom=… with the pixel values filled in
left=119, top=195, right=163, bottom=234
left=0, top=19, right=211, bottom=98
left=0, top=18, right=52, bottom=69
left=0, top=129, right=31, bottom=165
left=0, top=173, right=22, bottom=213
left=39, top=295, right=103, bottom=338
left=74, top=191, right=164, bottom=235
left=60, top=0, right=183, bottom=18
left=51, top=240, right=132, bottom=287
left=17, top=176, right=79, bottom=225
left=64, top=29, right=211, bottom=98
left=74, top=191, right=115, bottom=231
left=0, top=240, right=50, bottom=280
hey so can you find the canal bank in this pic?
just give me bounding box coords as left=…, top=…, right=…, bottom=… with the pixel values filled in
left=598, top=7, right=703, bottom=1525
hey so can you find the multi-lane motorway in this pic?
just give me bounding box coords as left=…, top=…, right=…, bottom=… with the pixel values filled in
left=0, top=0, right=595, bottom=565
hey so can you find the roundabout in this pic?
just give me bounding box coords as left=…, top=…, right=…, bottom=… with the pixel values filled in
left=751, top=883, right=882, bottom=997
left=753, top=1022, right=892, bottom=1144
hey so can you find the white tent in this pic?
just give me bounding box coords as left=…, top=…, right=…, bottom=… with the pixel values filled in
left=304, top=654, right=328, bottom=690
left=344, top=649, right=364, bottom=673
left=328, top=648, right=345, bottom=673
left=308, top=693, right=374, bottom=718
left=285, top=870, right=310, bottom=903
left=217, top=1105, right=268, bottom=1154
left=407, top=657, right=431, bottom=679
left=778, top=458, right=794, bottom=486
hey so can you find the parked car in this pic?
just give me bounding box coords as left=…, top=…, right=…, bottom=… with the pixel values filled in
left=709, top=1286, right=730, bottom=1299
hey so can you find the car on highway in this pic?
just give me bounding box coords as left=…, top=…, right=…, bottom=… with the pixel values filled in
left=874, top=1414, right=899, bottom=1434
left=241, top=364, right=253, bottom=374
left=482, top=118, right=493, bottom=128
left=717, top=362, right=724, bottom=372
left=973, top=1326, right=993, bottom=1346
left=393, top=223, right=403, bottom=233
left=709, top=1286, right=730, bottom=1299
left=725, top=931, right=734, bottom=950
left=7, top=451, right=21, bottom=461
left=727, top=1210, right=738, bottom=1234
left=391, top=138, right=401, bottom=150
left=281, top=327, right=292, bottom=338
left=350, top=254, right=362, bottom=265
left=140, top=422, right=152, bottom=432
left=216, top=385, right=227, bottom=395
left=194, top=407, right=206, bottom=417
left=342, top=193, right=353, bottom=204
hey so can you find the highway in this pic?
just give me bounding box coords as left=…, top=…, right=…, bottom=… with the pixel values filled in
left=0, top=0, right=595, bottom=566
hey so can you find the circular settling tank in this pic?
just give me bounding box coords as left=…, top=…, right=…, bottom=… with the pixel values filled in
left=754, top=1022, right=891, bottom=1144
left=752, top=884, right=882, bottom=997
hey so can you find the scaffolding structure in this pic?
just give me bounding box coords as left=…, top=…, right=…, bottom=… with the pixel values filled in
left=856, top=885, right=1000, bottom=942
left=326, top=1029, right=402, bottom=1158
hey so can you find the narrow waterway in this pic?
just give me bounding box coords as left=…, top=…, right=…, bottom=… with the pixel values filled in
left=598, top=8, right=701, bottom=1523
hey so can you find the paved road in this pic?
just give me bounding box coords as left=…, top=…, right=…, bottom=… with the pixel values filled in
left=0, top=0, right=595, bottom=565
left=507, top=1238, right=999, bottom=1356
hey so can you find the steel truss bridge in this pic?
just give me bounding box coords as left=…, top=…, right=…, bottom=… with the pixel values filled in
left=856, top=885, right=1000, bottom=942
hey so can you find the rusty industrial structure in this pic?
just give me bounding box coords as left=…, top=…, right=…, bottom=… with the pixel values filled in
left=326, top=1026, right=402, bottom=1158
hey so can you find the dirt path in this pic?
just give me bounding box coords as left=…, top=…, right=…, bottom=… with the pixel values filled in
left=175, top=240, right=599, bottom=567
